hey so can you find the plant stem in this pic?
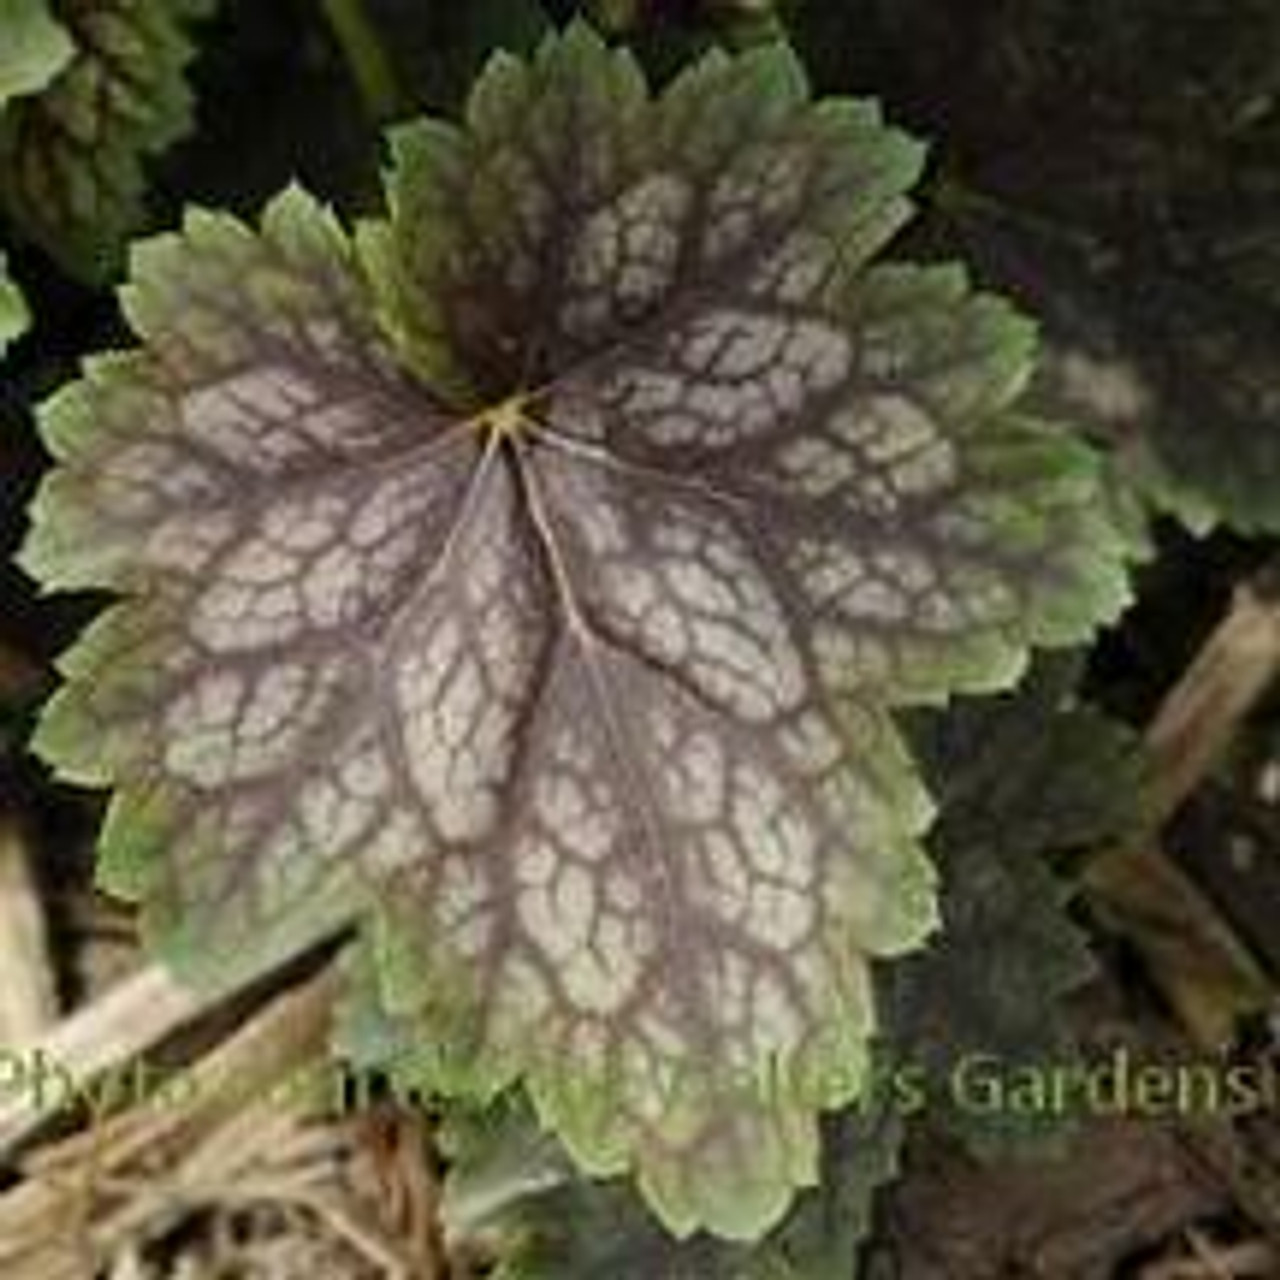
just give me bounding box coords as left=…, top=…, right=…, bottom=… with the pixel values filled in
left=1142, top=570, right=1280, bottom=825
left=320, top=0, right=403, bottom=123
left=1084, top=563, right=1280, bottom=1049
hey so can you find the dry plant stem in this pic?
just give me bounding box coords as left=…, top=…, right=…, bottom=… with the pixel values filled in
left=0, top=950, right=339, bottom=1164
left=0, top=965, right=202, bottom=1160
left=81, top=984, right=413, bottom=1274
left=1139, top=1237, right=1277, bottom=1279
left=1144, top=580, right=1280, bottom=822
left=358, top=1109, right=450, bottom=1278
left=24, top=967, right=339, bottom=1183
left=0, top=970, right=349, bottom=1276
left=1086, top=845, right=1273, bottom=1047
left=1174, top=1115, right=1280, bottom=1252
left=0, top=815, right=59, bottom=1043
left=1085, top=573, right=1280, bottom=1048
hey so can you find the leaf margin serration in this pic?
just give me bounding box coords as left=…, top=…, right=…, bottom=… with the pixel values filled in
left=19, top=22, right=1135, bottom=1244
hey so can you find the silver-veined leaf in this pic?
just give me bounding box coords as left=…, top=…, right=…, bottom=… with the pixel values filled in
left=23, top=26, right=1130, bottom=1239
left=334, top=936, right=902, bottom=1277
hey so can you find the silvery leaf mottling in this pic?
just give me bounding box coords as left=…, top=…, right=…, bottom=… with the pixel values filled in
left=23, top=25, right=1130, bottom=1239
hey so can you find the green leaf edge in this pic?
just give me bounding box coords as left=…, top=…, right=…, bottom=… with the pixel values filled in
left=20, top=25, right=1137, bottom=1245
left=0, top=251, right=30, bottom=353
left=0, top=0, right=217, bottom=283
left=0, top=0, right=73, bottom=109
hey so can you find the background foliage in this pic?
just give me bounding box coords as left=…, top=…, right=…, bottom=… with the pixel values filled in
left=1, top=0, right=1277, bottom=1275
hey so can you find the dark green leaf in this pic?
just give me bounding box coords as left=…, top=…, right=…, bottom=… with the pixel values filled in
left=0, top=0, right=215, bottom=281
left=421, top=1086, right=900, bottom=1279
left=885, top=662, right=1145, bottom=1152
left=902, top=0, right=1280, bottom=535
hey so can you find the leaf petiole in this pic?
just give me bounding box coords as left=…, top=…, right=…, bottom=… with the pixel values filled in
left=320, top=0, right=404, bottom=122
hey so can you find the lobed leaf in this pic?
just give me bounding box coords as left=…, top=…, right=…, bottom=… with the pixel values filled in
left=24, top=25, right=1130, bottom=1238
left=340, top=936, right=901, bottom=1274
left=345, top=664, right=1142, bottom=1275
left=0, top=0, right=215, bottom=282
left=334, top=955, right=903, bottom=1280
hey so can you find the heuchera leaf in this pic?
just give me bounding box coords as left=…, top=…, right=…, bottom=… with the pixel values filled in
left=0, top=0, right=214, bottom=282
left=0, top=0, right=74, bottom=109
left=885, top=661, right=1145, bottom=1153
left=0, top=251, right=30, bottom=355
left=23, top=25, right=1130, bottom=1239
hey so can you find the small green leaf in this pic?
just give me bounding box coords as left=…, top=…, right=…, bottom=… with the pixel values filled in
left=436, top=1095, right=901, bottom=1279
left=0, top=0, right=74, bottom=108
left=747, top=1104, right=903, bottom=1279
left=886, top=662, right=1145, bottom=1152
left=0, top=252, right=30, bottom=355
left=0, top=0, right=215, bottom=282
left=25, top=27, right=1129, bottom=1240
